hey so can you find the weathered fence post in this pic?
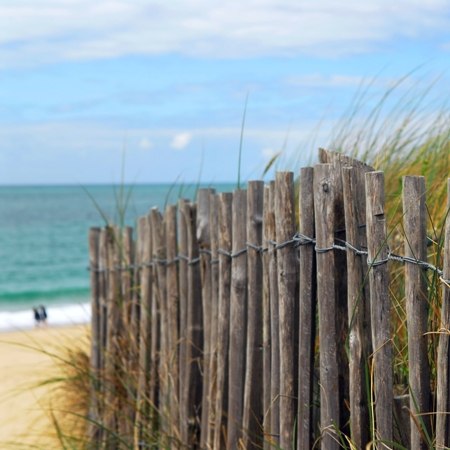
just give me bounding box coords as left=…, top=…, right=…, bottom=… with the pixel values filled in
left=134, top=215, right=152, bottom=448
left=403, top=176, right=431, bottom=449
left=213, top=193, right=233, bottom=450
left=268, top=180, right=280, bottom=447
left=178, top=199, right=189, bottom=444
left=319, top=150, right=350, bottom=433
left=297, top=167, right=316, bottom=450
left=262, top=185, right=272, bottom=450
left=97, top=227, right=108, bottom=445
left=198, top=188, right=215, bottom=449
left=227, top=189, right=248, bottom=450
left=147, top=212, right=161, bottom=437
left=342, top=165, right=372, bottom=449
left=150, top=208, right=167, bottom=439
left=275, top=172, right=298, bottom=450
left=435, top=179, right=450, bottom=448
left=104, top=226, right=121, bottom=448
left=119, top=226, right=135, bottom=443
left=366, top=171, right=393, bottom=448
left=314, top=164, right=340, bottom=449
left=88, top=227, right=101, bottom=443
left=165, top=204, right=180, bottom=444
left=207, top=192, right=220, bottom=450
left=242, top=180, right=264, bottom=449
left=183, top=202, right=203, bottom=447
left=121, top=227, right=134, bottom=329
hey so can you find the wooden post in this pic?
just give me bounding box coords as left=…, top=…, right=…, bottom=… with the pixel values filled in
left=96, top=227, right=108, bottom=444
left=198, top=188, right=215, bottom=449
left=134, top=215, right=153, bottom=448
left=207, top=193, right=220, bottom=450
left=319, top=149, right=351, bottom=434
left=103, top=226, right=121, bottom=448
left=183, top=202, right=203, bottom=447
left=130, top=226, right=142, bottom=365
left=342, top=166, right=372, bottom=449
left=366, top=171, right=393, bottom=448
left=242, top=181, right=264, bottom=449
left=88, top=227, right=101, bottom=443
left=262, top=185, right=272, bottom=450
left=297, top=167, right=317, bottom=450
left=119, top=226, right=135, bottom=443
left=165, top=204, right=180, bottom=443
left=213, top=193, right=233, bottom=450
left=121, top=227, right=134, bottom=329
left=227, top=189, right=248, bottom=450
left=314, top=164, right=340, bottom=449
left=178, top=199, right=189, bottom=445
left=268, top=181, right=280, bottom=447
left=435, top=179, right=450, bottom=448
left=129, top=223, right=143, bottom=387
left=146, top=213, right=160, bottom=437
left=403, top=176, right=431, bottom=449
left=150, top=208, right=167, bottom=436
left=275, top=172, right=298, bottom=450
left=99, top=228, right=108, bottom=377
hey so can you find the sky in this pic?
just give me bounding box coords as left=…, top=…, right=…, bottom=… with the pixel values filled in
left=1, top=1, right=450, bottom=185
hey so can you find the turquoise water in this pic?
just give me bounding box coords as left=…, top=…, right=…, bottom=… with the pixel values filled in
left=0, top=183, right=234, bottom=327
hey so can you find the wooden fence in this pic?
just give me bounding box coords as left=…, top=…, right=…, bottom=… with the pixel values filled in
left=88, top=149, right=450, bottom=449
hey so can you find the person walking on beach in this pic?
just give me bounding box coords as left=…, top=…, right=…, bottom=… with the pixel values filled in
left=39, top=305, right=48, bottom=326
left=33, top=307, right=41, bottom=327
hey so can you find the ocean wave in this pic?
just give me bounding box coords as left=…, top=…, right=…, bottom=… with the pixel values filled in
left=0, top=287, right=90, bottom=305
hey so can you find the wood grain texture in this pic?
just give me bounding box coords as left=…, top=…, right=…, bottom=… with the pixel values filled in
left=207, top=193, right=220, bottom=450
left=435, top=179, right=450, bottom=448
left=403, top=176, right=431, bottom=450
left=213, top=193, right=233, bottom=450
left=88, top=227, right=101, bottom=443
left=242, top=181, right=264, bottom=449
left=178, top=199, right=189, bottom=444
left=314, top=164, right=340, bottom=449
left=297, top=167, right=316, bottom=450
left=165, top=204, right=180, bottom=444
left=342, top=165, right=372, bottom=449
left=366, top=171, right=393, bottom=449
left=262, top=185, right=272, bottom=450
left=134, top=215, right=153, bottom=448
left=197, top=188, right=215, bottom=449
left=275, top=172, right=298, bottom=450
left=227, top=189, right=248, bottom=450
left=268, top=181, right=280, bottom=447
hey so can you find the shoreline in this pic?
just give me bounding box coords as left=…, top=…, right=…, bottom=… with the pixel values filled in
left=0, top=301, right=91, bottom=332
left=0, top=324, right=90, bottom=448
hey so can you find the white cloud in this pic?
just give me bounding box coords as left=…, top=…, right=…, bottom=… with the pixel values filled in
left=170, top=132, right=192, bottom=150
left=286, top=74, right=367, bottom=88
left=0, top=0, right=449, bottom=67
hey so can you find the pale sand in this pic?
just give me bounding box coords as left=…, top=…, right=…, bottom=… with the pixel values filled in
left=0, top=324, right=89, bottom=449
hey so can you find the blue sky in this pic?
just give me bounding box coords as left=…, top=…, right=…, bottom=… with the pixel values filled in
left=1, top=1, right=450, bottom=184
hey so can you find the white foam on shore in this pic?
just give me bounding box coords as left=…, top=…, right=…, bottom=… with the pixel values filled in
left=0, top=303, right=91, bottom=332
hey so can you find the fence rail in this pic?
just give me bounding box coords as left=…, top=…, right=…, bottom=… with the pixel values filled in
left=88, top=149, right=450, bottom=449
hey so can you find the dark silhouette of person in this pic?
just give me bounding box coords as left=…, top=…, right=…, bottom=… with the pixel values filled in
left=33, top=307, right=41, bottom=327
left=39, top=305, right=48, bottom=326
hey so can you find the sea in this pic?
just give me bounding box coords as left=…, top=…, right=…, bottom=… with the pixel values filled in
left=0, top=183, right=235, bottom=331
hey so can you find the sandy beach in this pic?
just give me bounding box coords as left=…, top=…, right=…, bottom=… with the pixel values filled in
left=0, top=324, right=89, bottom=449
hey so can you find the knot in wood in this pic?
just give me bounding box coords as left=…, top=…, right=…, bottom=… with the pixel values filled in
left=322, top=182, right=329, bottom=193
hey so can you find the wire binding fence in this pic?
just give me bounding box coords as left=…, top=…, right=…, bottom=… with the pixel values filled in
left=87, top=149, right=450, bottom=450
